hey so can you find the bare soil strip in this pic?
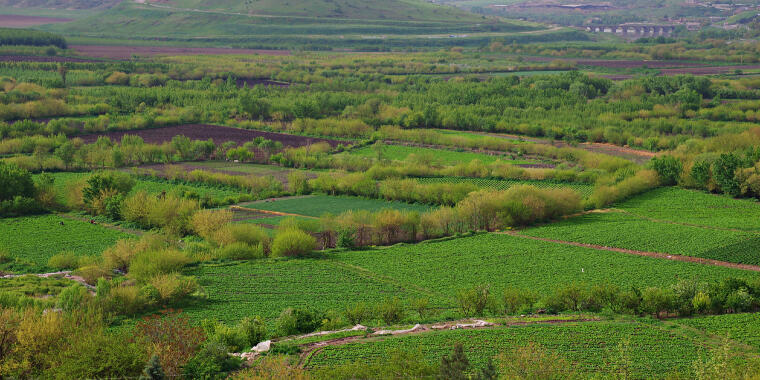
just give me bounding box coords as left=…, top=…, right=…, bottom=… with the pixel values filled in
left=502, top=231, right=760, bottom=272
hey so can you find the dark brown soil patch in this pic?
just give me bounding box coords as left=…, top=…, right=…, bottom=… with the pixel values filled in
left=71, top=45, right=290, bottom=60
left=78, top=124, right=345, bottom=148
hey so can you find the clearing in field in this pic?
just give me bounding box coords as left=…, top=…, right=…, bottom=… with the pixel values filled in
left=234, top=194, right=431, bottom=218
left=0, top=214, right=132, bottom=274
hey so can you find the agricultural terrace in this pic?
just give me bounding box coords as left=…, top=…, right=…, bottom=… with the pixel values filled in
left=0, top=214, right=132, bottom=274
left=676, top=313, right=760, bottom=351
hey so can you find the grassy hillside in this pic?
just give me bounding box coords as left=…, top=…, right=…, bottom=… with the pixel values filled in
left=44, top=1, right=576, bottom=50
left=0, top=0, right=118, bottom=9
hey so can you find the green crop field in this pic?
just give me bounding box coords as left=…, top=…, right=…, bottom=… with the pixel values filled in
left=235, top=195, right=431, bottom=217
left=520, top=211, right=760, bottom=265
left=306, top=320, right=707, bottom=377
left=182, top=233, right=758, bottom=326
left=615, top=188, right=760, bottom=232
left=413, top=177, right=594, bottom=197
left=348, top=144, right=536, bottom=166
left=676, top=313, right=760, bottom=351
left=188, top=161, right=314, bottom=177
left=182, top=259, right=438, bottom=324
left=39, top=172, right=244, bottom=207
left=0, top=214, right=132, bottom=274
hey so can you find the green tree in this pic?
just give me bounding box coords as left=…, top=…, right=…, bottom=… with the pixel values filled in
left=438, top=342, right=470, bottom=380
left=713, top=153, right=741, bottom=196
left=140, top=354, right=165, bottom=380
left=0, top=162, right=35, bottom=201
left=649, top=155, right=682, bottom=186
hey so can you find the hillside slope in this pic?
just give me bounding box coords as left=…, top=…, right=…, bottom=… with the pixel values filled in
left=0, top=0, right=118, bottom=9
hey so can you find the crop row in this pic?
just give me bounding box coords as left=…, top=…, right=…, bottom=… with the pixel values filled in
left=675, top=313, right=760, bottom=351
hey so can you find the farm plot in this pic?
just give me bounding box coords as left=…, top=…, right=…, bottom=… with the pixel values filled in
left=0, top=214, right=131, bottom=274
left=306, top=321, right=706, bottom=378
left=616, top=187, right=760, bottom=231
left=78, top=124, right=344, bottom=147
left=675, top=313, right=760, bottom=351
left=40, top=172, right=244, bottom=207
left=235, top=195, right=431, bottom=217
left=70, top=45, right=290, bottom=59
left=413, top=177, right=594, bottom=197
left=347, top=144, right=537, bottom=166
left=182, top=259, right=441, bottom=324
left=330, top=233, right=759, bottom=297
left=520, top=211, right=760, bottom=265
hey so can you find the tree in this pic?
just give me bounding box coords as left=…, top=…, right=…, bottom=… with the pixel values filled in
left=140, top=355, right=165, bottom=380
left=57, top=64, right=68, bottom=86
left=713, top=153, right=741, bottom=196
left=649, top=155, right=682, bottom=186
left=0, top=162, right=35, bottom=201
left=438, top=342, right=470, bottom=380
left=54, top=142, right=76, bottom=170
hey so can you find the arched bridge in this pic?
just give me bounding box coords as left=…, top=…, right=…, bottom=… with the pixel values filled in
left=585, top=24, right=677, bottom=37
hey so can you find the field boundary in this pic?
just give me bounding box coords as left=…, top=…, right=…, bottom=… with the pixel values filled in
left=502, top=231, right=760, bottom=272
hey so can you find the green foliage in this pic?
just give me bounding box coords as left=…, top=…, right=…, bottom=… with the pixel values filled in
left=271, top=228, right=316, bottom=257
left=649, top=155, right=682, bottom=186
left=140, top=354, right=165, bottom=380
left=0, top=161, right=35, bottom=202
left=275, top=307, right=323, bottom=336
left=376, top=297, right=405, bottom=325
left=438, top=342, right=470, bottom=380
left=713, top=153, right=741, bottom=196
left=0, top=27, right=66, bottom=49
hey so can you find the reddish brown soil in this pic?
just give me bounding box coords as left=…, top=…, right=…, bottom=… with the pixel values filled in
left=0, top=15, right=72, bottom=27
left=71, top=45, right=290, bottom=60
left=504, top=231, right=760, bottom=272
left=78, top=124, right=344, bottom=147
left=0, top=55, right=99, bottom=63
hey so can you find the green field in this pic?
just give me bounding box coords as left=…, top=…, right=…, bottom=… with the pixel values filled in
left=615, top=188, right=760, bottom=232
left=306, top=320, right=708, bottom=378
left=520, top=211, right=760, bottom=265
left=0, top=214, right=132, bottom=274
left=187, top=162, right=313, bottom=177
left=236, top=195, right=431, bottom=217
left=39, top=172, right=244, bottom=207
left=676, top=313, right=760, bottom=351
left=183, top=233, right=758, bottom=325
left=348, top=144, right=536, bottom=166
left=414, top=177, right=594, bottom=197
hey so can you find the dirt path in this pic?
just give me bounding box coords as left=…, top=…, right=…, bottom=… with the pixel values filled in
left=297, top=316, right=600, bottom=368
left=502, top=231, right=760, bottom=272
left=229, top=205, right=319, bottom=219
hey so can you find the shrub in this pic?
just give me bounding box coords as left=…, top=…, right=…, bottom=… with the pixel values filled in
left=55, top=284, right=91, bottom=311
left=191, top=209, right=233, bottom=241
left=344, top=302, right=371, bottom=325
left=288, top=171, right=310, bottom=195
left=103, top=234, right=170, bottom=272
left=107, top=285, right=148, bottom=315
left=456, top=285, right=492, bottom=316
left=128, top=249, right=191, bottom=282
left=74, top=264, right=110, bottom=285
left=411, top=297, right=431, bottom=319
left=149, top=273, right=198, bottom=305
left=496, top=342, right=577, bottom=380
left=0, top=161, right=35, bottom=202
left=48, top=251, right=79, bottom=270
left=649, top=155, right=682, bottom=186
left=439, top=342, right=470, bottom=380
left=237, top=316, right=267, bottom=347
left=501, top=287, right=538, bottom=315
left=271, top=228, right=316, bottom=257
left=215, top=224, right=271, bottom=250
left=275, top=307, right=323, bottom=336
left=641, top=287, right=675, bottom=318
left=377, top=297, right=405, bottom=325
